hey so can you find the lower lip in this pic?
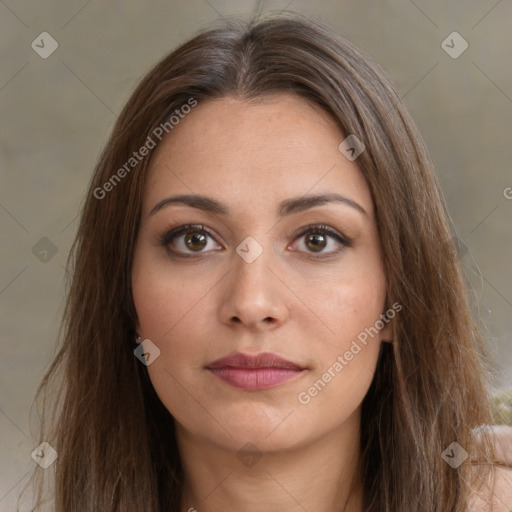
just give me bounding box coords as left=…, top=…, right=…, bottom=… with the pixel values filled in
left=207, top=367, right=305, bottom=390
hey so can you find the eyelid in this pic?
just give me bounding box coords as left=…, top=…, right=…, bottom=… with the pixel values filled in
left=290, top=223, right=352, bottom=247
left=288, top=223, right=352, bottom=259
left=158, top=223, right=223, bottom=257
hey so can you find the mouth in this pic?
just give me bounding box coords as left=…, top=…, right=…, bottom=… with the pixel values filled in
left=205, top=352, right=307, bottom=391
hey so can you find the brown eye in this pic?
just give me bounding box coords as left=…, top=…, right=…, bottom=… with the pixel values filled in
left=159, top=224, right=222, bottom=257
left=185, top=232, right=208, bottom=251
left=292, top=224, right=352, bottom=258
left=305, top=233, right=327, bottom=252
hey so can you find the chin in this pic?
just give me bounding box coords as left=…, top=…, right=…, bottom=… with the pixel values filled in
left=212, top=426, right=307, bottom=455
left=203, top=409, right=317, bottom=452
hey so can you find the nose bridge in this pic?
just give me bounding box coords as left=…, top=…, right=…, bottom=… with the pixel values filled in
left=219, top=235, right=288, bottom=328
left=232, top=237, right=274, bottom=303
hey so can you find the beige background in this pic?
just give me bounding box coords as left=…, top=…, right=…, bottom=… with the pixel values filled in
left=1, top=0, right=511, bottom=509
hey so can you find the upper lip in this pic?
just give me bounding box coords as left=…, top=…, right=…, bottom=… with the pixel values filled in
left=206, top=352, right=305, bottom=370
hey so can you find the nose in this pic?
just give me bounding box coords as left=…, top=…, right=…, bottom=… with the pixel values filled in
left=218, top=246, right=290, bottom=332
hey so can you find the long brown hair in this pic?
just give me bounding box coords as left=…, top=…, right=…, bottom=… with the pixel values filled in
left=25, top=12, right=500, bottom=512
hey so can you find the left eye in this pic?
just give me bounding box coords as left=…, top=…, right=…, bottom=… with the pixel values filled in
left=292, top=225, right=351, bottom=255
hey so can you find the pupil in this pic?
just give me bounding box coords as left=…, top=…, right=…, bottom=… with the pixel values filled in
left=306, top=233, right=326, bottom=252
left=186, top=232, right=207, bottom=251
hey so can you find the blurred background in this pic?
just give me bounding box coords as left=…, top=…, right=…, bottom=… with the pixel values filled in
left=1, top=0, right=511, bottom=509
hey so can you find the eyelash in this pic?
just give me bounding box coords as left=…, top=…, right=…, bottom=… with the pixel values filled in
left=158, top=223, right=352, bottom=259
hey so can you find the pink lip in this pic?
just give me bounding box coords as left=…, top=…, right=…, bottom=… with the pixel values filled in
left=206, top=352, right=306, bottom=390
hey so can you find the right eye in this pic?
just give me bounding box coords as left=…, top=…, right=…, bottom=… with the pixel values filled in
left=159, top=224, right=223, bottom=257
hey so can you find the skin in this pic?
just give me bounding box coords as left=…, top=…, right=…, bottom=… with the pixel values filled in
left=493, top=426, right=512, bottom=466
left=469, top=426, right=512, bottom=511
left=131, top=93, right=393, bottom=512
left=468, top=466, right=512, bottom=511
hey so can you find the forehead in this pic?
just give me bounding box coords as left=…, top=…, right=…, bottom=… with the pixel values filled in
left=144, top=93, right=374, bottom=217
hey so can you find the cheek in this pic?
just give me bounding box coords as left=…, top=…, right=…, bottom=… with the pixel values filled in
left=132, top=256, right=213, bottom=343
left=294, top=270, right=387, bottom=416
left=131, top=261, right=212, bottom=425
left=131, top=253, right=222, bottom=374
left=306, top=266, right=387, bottom=349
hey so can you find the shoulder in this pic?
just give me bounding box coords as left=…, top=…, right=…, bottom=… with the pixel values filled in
left=489, top=425, right=512, bottom=466
left=468, top=465, right=512, bottom=512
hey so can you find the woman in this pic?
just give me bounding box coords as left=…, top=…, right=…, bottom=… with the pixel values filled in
left=26, top=13, right=512, bottom=512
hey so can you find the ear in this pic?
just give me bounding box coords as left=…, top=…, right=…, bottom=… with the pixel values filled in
left=380, top=320, right=393, bottom=343
left=134, top=320, right=143, bottom=345
left=133, top=313, right=142, bottom=344
left=379, top=301, right=401, bottom=343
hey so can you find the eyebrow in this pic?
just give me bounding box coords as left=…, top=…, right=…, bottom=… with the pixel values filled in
left=149, top=193, right=367, bottom=217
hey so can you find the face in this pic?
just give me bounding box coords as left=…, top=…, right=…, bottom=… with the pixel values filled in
left=131, top=93, right=392, bottom=453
